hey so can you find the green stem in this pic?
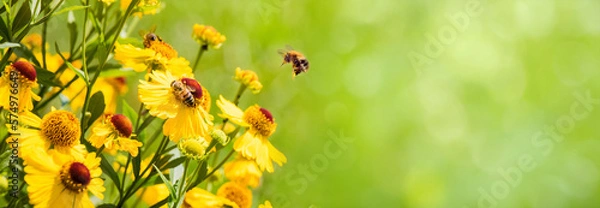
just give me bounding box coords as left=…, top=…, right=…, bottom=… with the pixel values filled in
left=192, top=44, right=208, bottom=73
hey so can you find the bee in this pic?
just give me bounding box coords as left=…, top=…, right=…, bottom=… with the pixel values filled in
left=171, top=80, right=197, bottom=108
left=140, top=26, right=178, bottom=59
left=278, top=46, right=309, bottom=77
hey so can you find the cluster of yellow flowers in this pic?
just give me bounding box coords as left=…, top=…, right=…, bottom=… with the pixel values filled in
left=0, top=1, right=286, bottom=207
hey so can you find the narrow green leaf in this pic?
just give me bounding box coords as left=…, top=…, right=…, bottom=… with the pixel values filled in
left=153, top=165, right=177, bottom=200
left=52, top=5, right=89, bottom=16
left=56, top=42, right=88, bottom=84
left=0, top=42, right=19, bottom=49
left=121, top=100, right=138, bottom=127
left=100, top=154, right=122, bottom=192
left=132, top=153, right=141, bottom=179
left=87, top=92, right=106, bottom=126
left=12, top=44, right=41, bottom=66
left=162, top=157, right=186, bottom=170
left=0, top=17, right=9, bottom=40
left=12, top=0, right=31, bottom=34
left=155, top=154, right=174, bottom=169
left=149, top=197, right=169, bottom=208
left=67, top=11, right=77, bottom=54
left=34, top=66, right=61, bottom=87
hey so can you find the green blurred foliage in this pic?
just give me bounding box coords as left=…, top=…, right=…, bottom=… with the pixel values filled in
left=44, top=0, right=600, bottom=207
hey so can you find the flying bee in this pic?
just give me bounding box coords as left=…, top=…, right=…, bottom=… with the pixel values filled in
left=171, top=80, right=197, bottom=108
left=140, top=26, right=178, bottom=59
left=278, top=46, right=309, bottom=77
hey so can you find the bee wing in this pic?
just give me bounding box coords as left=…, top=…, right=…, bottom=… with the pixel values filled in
left=138, top=30, right=147, bottom=38
left=285, top=45, right=294, bottom=51
left=148, top=25, right=157, bottom=33
left=277, top=48, right=288, bottom=56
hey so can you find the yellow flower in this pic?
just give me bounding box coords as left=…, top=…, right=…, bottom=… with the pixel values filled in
left=217, top=182, right=253, bottom=208
left=43, top=54, right=127, bottom=113
left=183, top=187, right=238, bottom=208
left=217, top=96, right=287, bottom=173
left=65, top=76, right=128, bottom=114
left=121, top=0, right=162, bottom=17
left=114, top=43, right=192, bottom=77
left=136, top=184, right=169, bottom=208
left=192, top=24, right=226, bottom=49
left=0, top=60, right=41, bottom=112
left=23, top=147, right=104, bottom=208
left=88, top=114, right=142, bottom=156
left=22, top=34, right=43, bottom=52
left=259, top=201, right=273, bottom=208
left=178, top=137, right=209, bottom=160
left=234, top=67, right=262, bottom=94
left=7, top=109, right=86, bottom=158
left=224, top=156, right=262, bottom=188
left=138, top=70, right=213, bottom=142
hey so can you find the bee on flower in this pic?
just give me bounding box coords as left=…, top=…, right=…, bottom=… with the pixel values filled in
left=23, top=147, right=105, bottom=208
left=192, top=24, right=226, bottom=49
left=234, top=67, right=263, bottom=94
left=88, top=114, right=143, bottom=156
left=0, top=60, right=41, bottom=112
left=138, top=70, right=213, bottom=142
left=217, top=96, right=287, bottom=173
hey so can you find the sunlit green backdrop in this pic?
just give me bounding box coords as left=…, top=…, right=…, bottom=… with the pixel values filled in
left=46, top=0, right=600, bottom=207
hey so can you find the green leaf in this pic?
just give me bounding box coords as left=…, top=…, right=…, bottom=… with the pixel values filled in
left=52, top=5, right=89, bottom=16
left=0, top=42, right=19, bottom=49
left=121, top=100, right=138, bottom=128
left=191, top=161, right=208, bottom=188
left=13, top=43, right=41, bottom=66
left=162, top=157, right=186, bottom=170
left=87, top=91, right=106, bottom=126
left=149, top=197, right=169, bottom=208
left=153, top=165, right=177, bottom=201
left=132, top=153, right=141, bottom=179
left=67, top=11, right=77, bottom=54
left=155, top=154, right=174, bottom=169
left=100, top=154, right=122, bottom=192
left=12, top=0, right=31, bottom=34
left=34, top=66, right=61, bottom=87
left=0, top=17, right=9, bottom=40
left=56, top=42, right=88, bottom=84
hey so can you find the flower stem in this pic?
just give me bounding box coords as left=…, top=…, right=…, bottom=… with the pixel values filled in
left=192, top=44, right=208, bottom=73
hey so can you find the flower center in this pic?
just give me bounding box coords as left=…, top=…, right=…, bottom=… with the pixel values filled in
left=178, top=138, right=208, bottom=160
left=243, top=106, right=276, bottom=137
left=12, top=60, right=37, bottom=82
left=148, top=42, right=178, bottom=59
left=110, top=114, right=133, bottom=137
left=40, top=110, right=81, bottom=148
left=217, top=182, right=252, bottom=208
left=60, top=162, right=91, bottom=193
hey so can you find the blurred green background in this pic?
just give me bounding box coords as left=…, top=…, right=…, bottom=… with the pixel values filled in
left=49, top=0, right=600, bottom=207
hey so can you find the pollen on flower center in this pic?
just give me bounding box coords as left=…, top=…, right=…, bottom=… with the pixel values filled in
left=243, top=106, right=276, bottom=137
left=60, top=162, right=91, bottom=193
left=12, top=60, right=37, bottom=82
left=40, top=110, right=81, bottom=148
left=110, top=114, right=133, bottom=137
